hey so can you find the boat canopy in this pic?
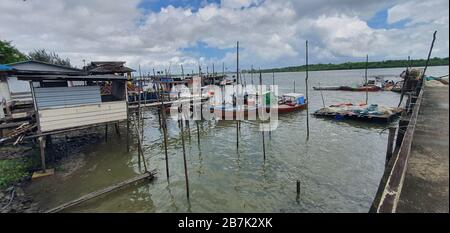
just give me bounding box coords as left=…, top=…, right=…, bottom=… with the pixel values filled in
left=283, top=93, right=304, bottom=99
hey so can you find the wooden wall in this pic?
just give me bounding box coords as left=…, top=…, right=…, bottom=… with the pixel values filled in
left=38, top=101, right=127, bottom=132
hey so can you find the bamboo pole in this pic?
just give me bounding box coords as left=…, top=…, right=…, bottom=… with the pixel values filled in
left=305, top=40, right=310, bottom=141
left=236, top=41, right=239, bottom=150
left=365, top=54, right=369, bottom=105
left=259, top=67, right=266, bottom=162
left=251, top=65, right=254, bottom=85
left=179, top=108, right=190, bottom=200
left=156, top=82, right=170, bottom=180
left=319, top=82, right=325, bottom=108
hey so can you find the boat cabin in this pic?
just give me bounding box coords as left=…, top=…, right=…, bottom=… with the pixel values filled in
left=281, top=93, right=305, bottom=105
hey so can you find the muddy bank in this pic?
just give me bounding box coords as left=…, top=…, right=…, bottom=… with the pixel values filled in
left=0, top=127, right=108, bottom=213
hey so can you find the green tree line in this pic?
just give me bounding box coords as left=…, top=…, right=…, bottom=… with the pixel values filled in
left=245, top=57, right=449, bottom=73
left=0, top=40, right=72, bottom=67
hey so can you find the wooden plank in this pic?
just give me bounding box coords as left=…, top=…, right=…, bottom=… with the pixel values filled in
left=38, top=101, right=126, bottom=117
left=45, top=170, right=156, bottom=213
left=40, top=112, right=126, bottom=132
left=40, top=109, right=126, bottom=123
left=38, top=102, right=127, bottom=132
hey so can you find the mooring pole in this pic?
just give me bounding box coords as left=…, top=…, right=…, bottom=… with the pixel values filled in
left=305, top=40, right=310, bottom=141
left=365, top=54, right=369, bottom=105
left=196, top=120, right=200, bottom=147
left=236, top=41, right=240, bottom=150
left=293, top=80, right=296, bottom=93
left=158, top=83, right=170, bottom=180
left=251, top=65, right=254, bottom=85
left=272, top=72, right=275, bottom=86
left=180, top=110, right=190, bottom=200
left=319, top=82, right=325, bottom=108
left=262, top=130, right=266, bottom=161
left=296, top=180, right=301, bottom=200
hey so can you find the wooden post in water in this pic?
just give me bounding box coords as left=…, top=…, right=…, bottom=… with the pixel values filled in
left=293, top=80, right=296, bottom=92
left=236, top=41, right=240, bottom=150
left=385, top=127, right=396, bottom=166
left=259, top=69, right=266, bottom=159
left=179, top=108, right=190, bottom=200
left=158, top=83, right=170, bottom=180
left=319, top=82, right=325, bottom=108
left=251, top=65, right=254, bottom=85
left=365, top=54, right=369, bottom=105
left=272, top=72, right=275, bottom=86
left=296, top=180, right=301, bottom=200
left=305, top=40, right=310, bottom=141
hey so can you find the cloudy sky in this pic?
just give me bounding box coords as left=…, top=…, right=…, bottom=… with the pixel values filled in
left=0, top=0, right=448, bottom=73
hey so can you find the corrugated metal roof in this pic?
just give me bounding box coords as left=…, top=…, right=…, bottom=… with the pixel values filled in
left=7, top=60, right=82, bottom=72
left=17, top=74, right=127, bottom=81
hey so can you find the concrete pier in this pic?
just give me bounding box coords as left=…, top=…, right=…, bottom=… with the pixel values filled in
left=396, top=86, right=449, bottom=213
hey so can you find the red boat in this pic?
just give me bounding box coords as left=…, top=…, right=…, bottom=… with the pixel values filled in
left=267, top=93, right=308, bottom=114
left=340, top=85, right=382, bottom=92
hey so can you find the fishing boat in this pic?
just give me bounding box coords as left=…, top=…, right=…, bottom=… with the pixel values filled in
left=268, top=93, right=307, bottom=113
left=340, top=85, right=382, bottom=92
left=313, top=86, right=341, bottom=91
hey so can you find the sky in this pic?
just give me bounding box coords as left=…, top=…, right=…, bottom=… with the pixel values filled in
left=0, top=0, right=448, bottom=73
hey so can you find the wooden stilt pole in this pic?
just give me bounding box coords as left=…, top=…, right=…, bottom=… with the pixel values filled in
left=126, top=118, right=130, bottom=152
left=385, top=127, right=396, bottom=167
left=39, top=136, right=46, bottom=172
left=105, top=124, right=108, bottom=142
left=114, top=123, right=120, bottom=138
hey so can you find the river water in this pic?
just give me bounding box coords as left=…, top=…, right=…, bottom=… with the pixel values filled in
left=26, top=66, right=448, bottom=213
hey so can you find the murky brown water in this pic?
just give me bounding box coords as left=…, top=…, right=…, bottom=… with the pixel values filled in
left=26, top=66, right=449, bottom=212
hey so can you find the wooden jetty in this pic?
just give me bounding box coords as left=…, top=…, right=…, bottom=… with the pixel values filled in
left=370, top=31, right=448, bottom=213
left=45, top=170, right=156, bottom=213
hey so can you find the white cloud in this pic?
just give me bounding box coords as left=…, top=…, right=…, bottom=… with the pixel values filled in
left=0, top=0, right=448, bottom=73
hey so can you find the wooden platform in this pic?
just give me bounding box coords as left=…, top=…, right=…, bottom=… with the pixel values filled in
left=45, top=170, right=156, bottom=213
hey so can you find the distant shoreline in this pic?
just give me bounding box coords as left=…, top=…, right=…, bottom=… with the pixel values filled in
left=244, top=57, right=449, bottom=74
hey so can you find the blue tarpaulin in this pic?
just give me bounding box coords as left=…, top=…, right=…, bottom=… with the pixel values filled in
left=0, top=64, right=14, bottom=71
